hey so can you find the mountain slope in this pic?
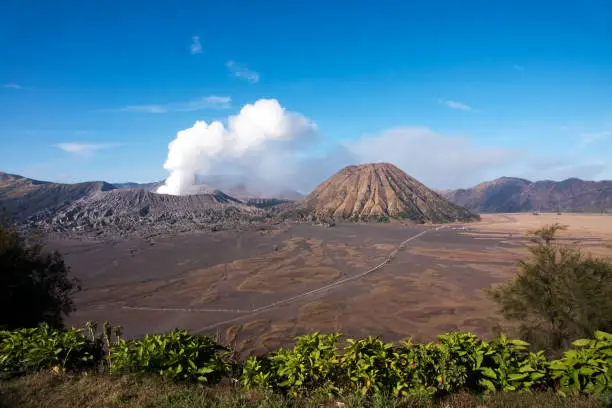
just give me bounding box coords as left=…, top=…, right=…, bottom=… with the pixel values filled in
left=289, top=163, right=478, bottom=223
left=39, top=188, right=260, bottom=237
left=0, top=172, right=116, bottom=222
left=442, top=177, right=612, bottom=213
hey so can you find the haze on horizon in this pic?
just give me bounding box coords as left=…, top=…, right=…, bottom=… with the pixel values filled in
left=1, top=0, right=611, bottom=192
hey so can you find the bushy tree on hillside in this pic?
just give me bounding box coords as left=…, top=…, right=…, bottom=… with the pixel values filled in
left=487, top=223, right=612, bottom=354
left=0, top=224, right=80, bottom=329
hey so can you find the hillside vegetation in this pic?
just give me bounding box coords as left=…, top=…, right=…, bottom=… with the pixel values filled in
left=0, top=325, right=610, bottom=407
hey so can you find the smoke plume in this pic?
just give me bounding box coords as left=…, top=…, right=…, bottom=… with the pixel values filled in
left=156, top=99, right=317, bottom=195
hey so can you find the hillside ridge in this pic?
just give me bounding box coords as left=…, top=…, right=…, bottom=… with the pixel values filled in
left=443, top=176, right=612, bottom=213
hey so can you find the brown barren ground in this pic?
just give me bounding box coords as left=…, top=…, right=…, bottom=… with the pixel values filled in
left=54, top=213, right=612, bottom=356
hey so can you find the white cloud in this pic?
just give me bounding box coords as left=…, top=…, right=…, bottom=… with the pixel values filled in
left=190, top=36, right=202, bottom=55
left=3, top=83, right=23, bottom=89
left=438, top=99, right=473, bottom=111
left=226, top=60, right=260, bottom=83
left=157, top=99, right=317, bottom=195
left=122, top=105, right=168, bottom=113
left=120, top=96, right=231, bottom=113
left=579, top=130, right=611, bottom=145
left=518, top=157, right=608, bottom=181
left=55, top=142, right=120, bottom=156
left=344, top=127, right=515, bottom=189
left=174, top=96, right=232, bottom=112
left=153, top=98, right=612, bottom=195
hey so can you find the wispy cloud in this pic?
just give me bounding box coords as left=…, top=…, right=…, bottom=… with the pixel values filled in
left=226, top=60, right=260, bottom=83
left=190, top=36, right=202, bottom=55
left=54, top=142, right=121, bottom=156
left=118, top=95, right=231, bottom=114
left=122, top=104, right=168, bottom=113
left=579, top=130, right=612, bottom=145
left=438, top=99, right=473, bottom=111
left=513, top=64, right=525, bottom=73
left=3, top=83, right=23, bottom=89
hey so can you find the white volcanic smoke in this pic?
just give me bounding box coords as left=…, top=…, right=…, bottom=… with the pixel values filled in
left=156, top=99, right=317, bottom=195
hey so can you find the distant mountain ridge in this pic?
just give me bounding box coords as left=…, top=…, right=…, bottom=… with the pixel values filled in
left=442, top=177, right=612, bottom=213
left=0, top=172, right=116, bottom=222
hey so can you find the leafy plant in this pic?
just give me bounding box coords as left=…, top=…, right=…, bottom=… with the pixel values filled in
left=1, top=323, right=610, bottom=399
left=265, top=332, right=341, bottom=397
left=340, top=336, right=399, bottom=396
left=549, top=331, right=612, bottom=395
left=109, top=329, right=229, bottom=384
left=241, top=355, right=280, bottom=391
left=477, top=334, right=549, bottom=392
left=0, top=324, right=102, bottom=374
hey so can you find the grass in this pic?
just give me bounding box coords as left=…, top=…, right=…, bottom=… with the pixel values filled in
left=1, top=372, right=609, bottom=408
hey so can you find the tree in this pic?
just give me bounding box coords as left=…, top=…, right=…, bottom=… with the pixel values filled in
left=0, top=224, right=80, bottom=329
left=487, top=223, right=612, bottom=354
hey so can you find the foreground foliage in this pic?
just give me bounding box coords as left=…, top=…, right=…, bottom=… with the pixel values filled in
left=1, top=371, right=608, bottom=408
left=1, top=324, right=610, bottom=399
left=0, top=325, right=611, bottom=407
left=487, top=223, right=612, bottom=354
left=0, top=224, right=80, bottom=330
left=0, top=324, right=101, bottom=374
left=241, top=331, right=611, bottom=397
left=110, top=329, right=230, bottom=384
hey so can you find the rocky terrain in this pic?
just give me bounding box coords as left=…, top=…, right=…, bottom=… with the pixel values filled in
left=287, top=163, right=478, bottom=223
left=442, top=177, right=612, bottom=213
left=34, top=188, right=263, bottom=239
left=0, top=172, right=115, bottom=222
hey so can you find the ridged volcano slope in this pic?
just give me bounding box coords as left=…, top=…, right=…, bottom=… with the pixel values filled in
left=292, top=163, right=478, bottom=223
left=36, top=188, right=261, bottom=238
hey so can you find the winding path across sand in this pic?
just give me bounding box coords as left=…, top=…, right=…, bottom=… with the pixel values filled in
left=108, top=226, right=442, bottom=334
left=189, top=226, right=440, bottom=333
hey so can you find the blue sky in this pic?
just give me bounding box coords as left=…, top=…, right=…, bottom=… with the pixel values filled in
left=1, top=0, right=611, bottom=189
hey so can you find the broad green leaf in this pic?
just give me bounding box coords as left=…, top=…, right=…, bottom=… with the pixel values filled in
left=480, top=367, right=497, bottom=379
left=572, top=339, right=592, bottom=347
left=508, top=372, right=529, bottom=381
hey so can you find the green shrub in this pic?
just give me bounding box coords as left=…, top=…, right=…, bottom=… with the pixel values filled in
left=395, top=338, right=473, bottom=396
left=109, top=329, right=229, bottom=384
left=242, top=354, right=281, bottom=391
left=487, top=224, right=612, bottom=354
left=0, top=324, right=102, bottom=374
left=477, top=334, right=549, bottom=392
left=0, top=224, right=80, bottom=330
left=240, top=331, right=611, bottom=398
left=268, top=332, right=341, bottom=397
left=340, top=336, right=399, bottom=396
left=549, top=331, right=612, bottom=395
left=1, top=324, right=610, bottom=398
